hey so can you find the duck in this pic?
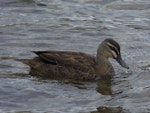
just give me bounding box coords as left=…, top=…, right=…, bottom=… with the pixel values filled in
left=22, top=38, right=129, bottom=81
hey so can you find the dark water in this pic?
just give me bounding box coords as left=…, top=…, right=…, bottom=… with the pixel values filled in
left=0, top=0, right=150, bottom=113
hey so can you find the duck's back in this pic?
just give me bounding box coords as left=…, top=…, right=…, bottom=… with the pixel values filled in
left=23, top=51, right=97, bottom=80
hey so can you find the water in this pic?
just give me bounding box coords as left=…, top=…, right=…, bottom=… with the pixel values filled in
left=0, top=0, right=150, bottom=113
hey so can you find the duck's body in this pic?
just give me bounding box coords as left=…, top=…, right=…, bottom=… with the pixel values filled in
left=22, top=39, right=129, bottom=81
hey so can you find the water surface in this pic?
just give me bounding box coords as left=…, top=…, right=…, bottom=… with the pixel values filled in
left=0, top=0, right=150, bottom=113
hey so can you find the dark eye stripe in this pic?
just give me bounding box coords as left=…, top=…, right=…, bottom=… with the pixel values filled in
left=106, top=43, right=120, bottom=56
left=105, top=38, right=120, bottom=52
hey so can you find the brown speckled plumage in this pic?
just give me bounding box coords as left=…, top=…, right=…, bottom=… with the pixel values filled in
left=21, top=39, right=129, bottom=81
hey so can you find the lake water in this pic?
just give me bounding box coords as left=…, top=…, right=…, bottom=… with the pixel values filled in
left=0, top=0, right=150, bottom=113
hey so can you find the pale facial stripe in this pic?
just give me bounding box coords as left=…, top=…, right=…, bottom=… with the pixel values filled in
left=106, top=42, right=120, bottom=58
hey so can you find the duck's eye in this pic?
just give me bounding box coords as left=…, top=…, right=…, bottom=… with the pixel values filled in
left=106, top=42, right=120, bottom=58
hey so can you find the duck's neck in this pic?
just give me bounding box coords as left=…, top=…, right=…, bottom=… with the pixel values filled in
left=95, top=49, right=114, bottom=76
left=94, top=41, right=116, bottom=77
left=96, top=47, right=109, bottom=65
left=96, top=54, right=110, bottom=68
left=96, top=55, right=108, bottom=65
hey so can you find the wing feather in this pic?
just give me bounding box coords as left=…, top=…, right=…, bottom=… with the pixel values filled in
left=33, top=51, right=95, bottom=71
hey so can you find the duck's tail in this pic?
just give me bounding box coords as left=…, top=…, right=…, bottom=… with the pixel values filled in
left=15, top=59, right=31, bottom=65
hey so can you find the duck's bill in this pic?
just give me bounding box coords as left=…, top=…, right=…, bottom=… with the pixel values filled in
left=116, top=57, right=129, bottom=69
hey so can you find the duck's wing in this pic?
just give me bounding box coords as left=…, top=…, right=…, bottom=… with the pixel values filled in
left=32, top=51, right=95, bottom=71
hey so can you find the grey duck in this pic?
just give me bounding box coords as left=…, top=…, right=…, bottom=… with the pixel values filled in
left=22, top=38, right=129, bottom=81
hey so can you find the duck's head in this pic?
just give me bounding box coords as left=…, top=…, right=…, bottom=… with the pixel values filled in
left=96, top=38, right=129, bottom=69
